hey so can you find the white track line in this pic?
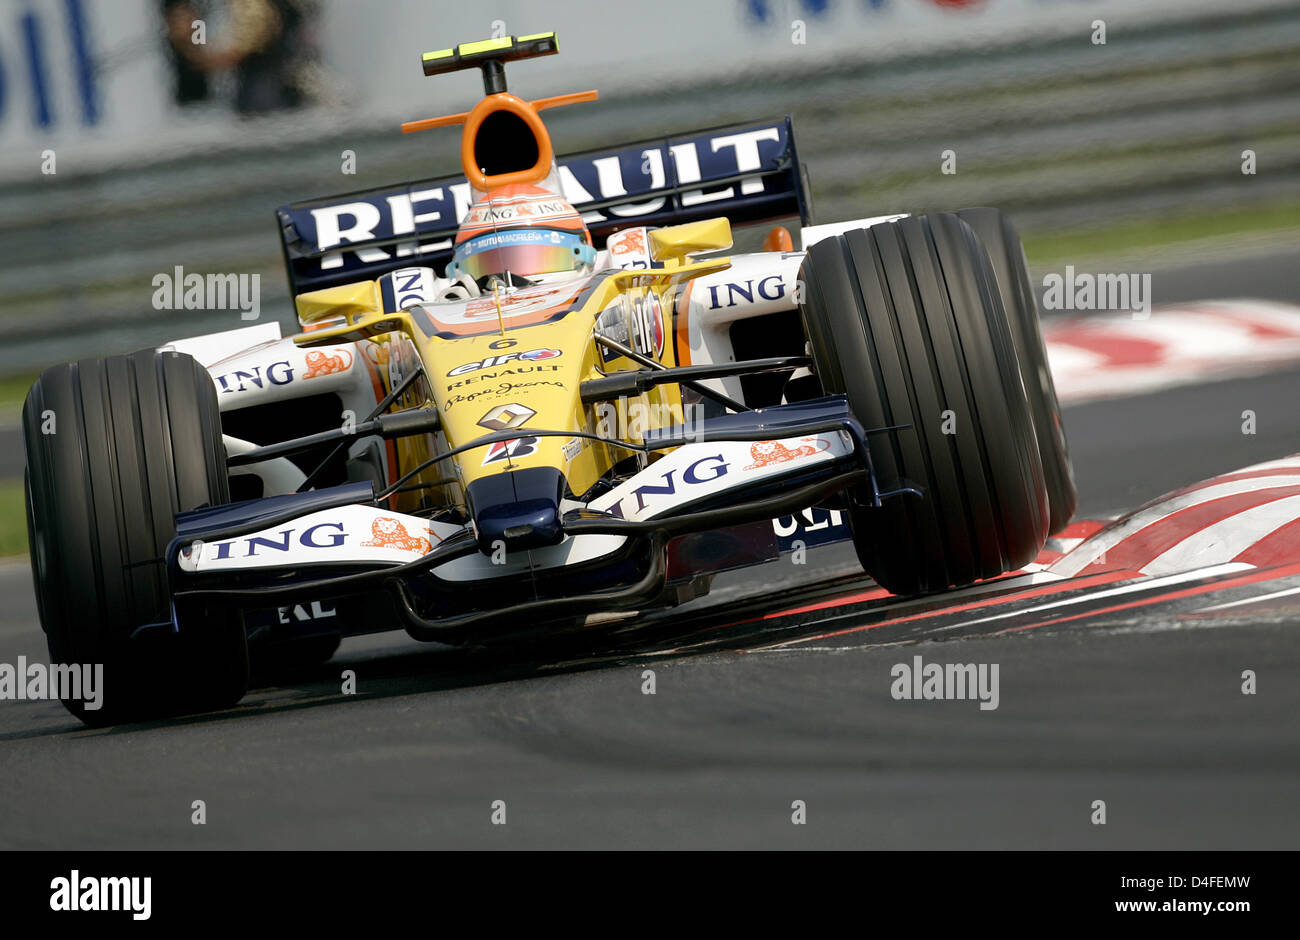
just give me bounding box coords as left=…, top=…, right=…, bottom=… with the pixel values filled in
left=748, top=571, right=1065, bottom=651
left=934, top=563, right=1251, bottom=633
left=1197, top=584, right=1300, bottom=612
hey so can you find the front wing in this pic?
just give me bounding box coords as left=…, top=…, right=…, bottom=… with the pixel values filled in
left=167, top=397, right=906, bottom=642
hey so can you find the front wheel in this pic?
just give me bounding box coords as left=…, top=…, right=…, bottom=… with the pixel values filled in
left=800, top=213, right=1050, bottom=595
left=956, top=207, right=1076, bottom=534
left=23, top=349, right=248, bottom=725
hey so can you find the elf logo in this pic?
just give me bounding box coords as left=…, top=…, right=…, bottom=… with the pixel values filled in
left=448, top=349, right=561, bottom=376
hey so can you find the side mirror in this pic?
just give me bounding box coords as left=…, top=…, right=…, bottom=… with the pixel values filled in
left=648, top=218, right=733, bottom=266
left=294, top=280, right=383, bottom=325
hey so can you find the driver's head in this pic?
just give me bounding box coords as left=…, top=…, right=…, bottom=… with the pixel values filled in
left=447, top=183, right=595, bottom=287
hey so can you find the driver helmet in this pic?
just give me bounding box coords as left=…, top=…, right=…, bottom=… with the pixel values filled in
left=446, top=183, right=596, bottom=287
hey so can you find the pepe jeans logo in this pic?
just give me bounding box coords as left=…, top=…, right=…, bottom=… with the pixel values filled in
left=444, top=380, right=565, bottom=411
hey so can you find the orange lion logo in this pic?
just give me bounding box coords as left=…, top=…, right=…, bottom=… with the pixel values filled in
left=361, top=517, right=432, bottom=554
left=609, top=228, right=646, bottom=255
left=744, top=439, right=822, bottom=470
left=303, top=348, right=353, bottom=378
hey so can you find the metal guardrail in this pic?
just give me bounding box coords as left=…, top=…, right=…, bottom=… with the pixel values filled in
left=0, top=4, right=1296, bottom=372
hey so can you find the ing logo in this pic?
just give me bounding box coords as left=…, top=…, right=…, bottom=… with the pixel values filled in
left=744, top=439, right=823, bottom=469
left=361, top=517, right=432, bottom=554
left=303, top=348, right=353, bottom=378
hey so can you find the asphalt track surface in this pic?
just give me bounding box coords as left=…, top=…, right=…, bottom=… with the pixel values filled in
left=0, top=257, right=1298, bottom=849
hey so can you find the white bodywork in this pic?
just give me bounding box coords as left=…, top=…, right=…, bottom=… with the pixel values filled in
left=670, top=214, right=912, bottom=402
left=160, top=323, right=283, bottom=368
left=179, top=431, right=854, bottom=576
left=163, top=324, right=389, bottom=497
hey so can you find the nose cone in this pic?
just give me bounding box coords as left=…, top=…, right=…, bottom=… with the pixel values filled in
left=466, top=466, right=567, bottom=555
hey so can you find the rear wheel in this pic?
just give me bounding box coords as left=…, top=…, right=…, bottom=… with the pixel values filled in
left=24, top=349, right=248, bottom=725
left=799, top=213, right=1049, bottom=595
left=957, top=207, right=1076, bottom=534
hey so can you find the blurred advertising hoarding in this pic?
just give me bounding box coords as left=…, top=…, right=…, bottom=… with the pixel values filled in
left=0, top=0, right=1287, bottom=172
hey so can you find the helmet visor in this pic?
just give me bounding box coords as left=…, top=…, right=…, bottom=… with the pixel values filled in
left=452, top=228, right=593, bottom=283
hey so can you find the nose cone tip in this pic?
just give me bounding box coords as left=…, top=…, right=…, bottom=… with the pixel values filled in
left=466, top=466, right=568, bottom=556
left=474, top=498, right=564, bottom=554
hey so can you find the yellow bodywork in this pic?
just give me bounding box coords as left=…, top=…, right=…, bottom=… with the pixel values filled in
left=294, top=280, right=383, bottom=324
left=293, top=247, right=731, bottom=515
left=649, top=218, right=733, bottom=266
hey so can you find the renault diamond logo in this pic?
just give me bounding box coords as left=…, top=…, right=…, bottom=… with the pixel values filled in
left=478, top=403, right=536, bottom=431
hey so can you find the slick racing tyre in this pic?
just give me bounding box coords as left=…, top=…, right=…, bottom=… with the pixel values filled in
left=957, top=207, right=1077, bottom=535
left=24, top=349, right=248, bottom=725
left=799, top=213, right=1050, bottom=595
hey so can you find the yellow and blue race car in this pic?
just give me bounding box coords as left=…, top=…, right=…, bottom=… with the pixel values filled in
left=22, top=32, right=1075, bottom=724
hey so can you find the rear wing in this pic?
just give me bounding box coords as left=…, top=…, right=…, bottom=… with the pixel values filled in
left=276, top=116, right=811, bottom=296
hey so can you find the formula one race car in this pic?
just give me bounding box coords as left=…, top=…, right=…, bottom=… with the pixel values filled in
left=23, top=32, right=1075, bottom=724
